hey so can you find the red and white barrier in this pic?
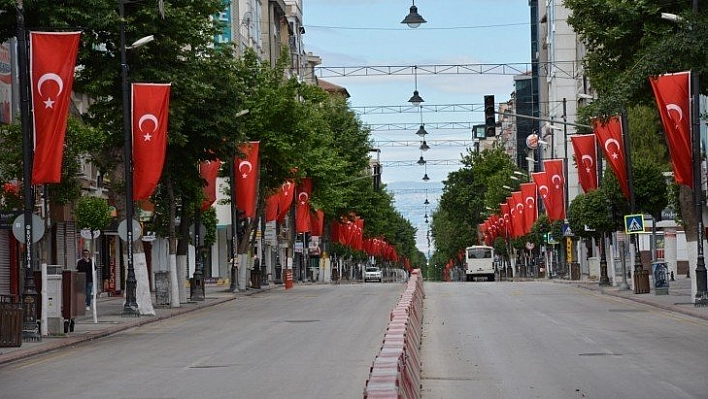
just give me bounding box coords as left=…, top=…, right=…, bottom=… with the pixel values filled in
left=364, top=270, right=424, bottom=399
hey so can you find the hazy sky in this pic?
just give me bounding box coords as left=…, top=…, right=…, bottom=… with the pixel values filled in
left=304, top=1, right=532, bottom=185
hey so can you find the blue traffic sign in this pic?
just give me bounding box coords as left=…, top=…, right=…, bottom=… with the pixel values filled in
left=624, top=214, right=644, bottom=234
left=562, top=223, right=574, bottom=237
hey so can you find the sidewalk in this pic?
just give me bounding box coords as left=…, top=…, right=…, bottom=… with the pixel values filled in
left=563, top=275, right=708, bottom=321
left=0, top=283, right=278, bottom=366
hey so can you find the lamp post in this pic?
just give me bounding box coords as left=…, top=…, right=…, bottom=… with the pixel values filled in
left=691, top=69, right=707, bottom=302
left=119, top=1, right=154, bottom=316
left=16, top=0, right=40, bottom=340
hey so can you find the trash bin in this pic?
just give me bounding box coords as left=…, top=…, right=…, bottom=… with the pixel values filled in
left=155, top=271, right=171, bottom=306
left=274, top=264, right=283, bottom=284
left=250, top=268, right=261, bottom=289
left=570, top=262, right=581, bottom=280
left=0, top=295, right=22, bottom=347
left=634, top=267, right=651, bottom=294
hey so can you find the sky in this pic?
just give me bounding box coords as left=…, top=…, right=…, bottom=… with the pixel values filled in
left=303, top=1, right=532, bottom=252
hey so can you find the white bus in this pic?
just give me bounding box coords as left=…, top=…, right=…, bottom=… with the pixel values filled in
left=465, top=245, right=495, bottom=281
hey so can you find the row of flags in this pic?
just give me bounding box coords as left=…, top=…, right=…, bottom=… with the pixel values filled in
left=479, top=70, right=697, bottom=244
left=30, top=30, right=403, bottom=264
left=30, top=31, right=171, bottom=202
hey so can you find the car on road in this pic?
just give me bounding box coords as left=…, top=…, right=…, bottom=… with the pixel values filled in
left=365, top=267, right=383, bottom=282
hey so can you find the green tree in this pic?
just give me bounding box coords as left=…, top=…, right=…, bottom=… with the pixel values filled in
left=74, top=196, right=111, bottom=232
left=565, top=0, right=706, bottom=247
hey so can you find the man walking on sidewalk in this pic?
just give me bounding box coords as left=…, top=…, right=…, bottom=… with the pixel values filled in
left=77, top=249, right=93, bottom=311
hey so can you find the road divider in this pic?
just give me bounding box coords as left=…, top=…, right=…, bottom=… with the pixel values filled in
left=364, top=269, right=424, bottom=399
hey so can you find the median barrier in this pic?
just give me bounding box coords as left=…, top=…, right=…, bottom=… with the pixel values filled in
left=364, top=270, right=423, bottom=399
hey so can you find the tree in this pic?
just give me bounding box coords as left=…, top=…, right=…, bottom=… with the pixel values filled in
left=75, top=196, right=111, bottom=233
left=567, top=190, right=614, bottom=241
left=434, top=147, right=518, bottom=263
left=565, top=0, right=707, bottom=270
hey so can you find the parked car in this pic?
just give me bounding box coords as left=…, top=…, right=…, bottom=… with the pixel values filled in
left=365, top=267, right=382, bottom=282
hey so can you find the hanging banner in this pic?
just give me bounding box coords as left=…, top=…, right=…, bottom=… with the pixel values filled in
left=30, top=31, right=81, bottom=184
left=132, top=83, right=171, bottom=200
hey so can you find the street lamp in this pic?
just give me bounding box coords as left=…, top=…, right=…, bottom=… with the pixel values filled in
left=408, top=66, right=424, bottom=106
left=120, top=0, right=154, bottom=316
left=415, top=124, right=428, bottom=137
left=419, top=140, right=430, bottom=151
left=15, top=0, right=40, bottom=340
left=401, top=1, right=426, bottom=28
left=659, top=2, right=706, bottom=301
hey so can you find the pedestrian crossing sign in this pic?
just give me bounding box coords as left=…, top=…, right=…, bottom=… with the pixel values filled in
left=624, top=214, right=644, bottom=234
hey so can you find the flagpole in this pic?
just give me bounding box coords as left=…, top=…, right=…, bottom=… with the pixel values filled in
left=16, top=0, right=40, bottom=341
left=691, top=69, right=707, bottom=304
left=191, top=199, right=204, bottom=300
left=597, top=138, right=610, bottom=286
left=119, top=0, right=139, bottom=316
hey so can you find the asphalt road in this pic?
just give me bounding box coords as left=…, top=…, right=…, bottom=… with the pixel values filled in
left=420, top=281, right=708, bottom=399
left=0, top=283, right=404, bottom=399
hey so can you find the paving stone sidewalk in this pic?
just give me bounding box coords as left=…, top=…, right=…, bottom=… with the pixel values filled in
left=0, top=283, right=276, bottom=366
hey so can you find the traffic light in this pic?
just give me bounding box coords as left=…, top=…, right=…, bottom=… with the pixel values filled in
left=543, top=232, right=549, bottom=243
left=484, top=95, right=496, bottom=137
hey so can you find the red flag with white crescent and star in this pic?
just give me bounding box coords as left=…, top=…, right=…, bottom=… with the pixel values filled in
left=650, top=71, right=693, bottom=187
left=521, top=182, right=537, bottom=232
left=30, top=31, right=81, bottom=184
left=570, top=134, right=598, bottom=193
left=132, top=83, right=171, bottom=200
left=531, top=171, right=551, bottom=218
left=500, top=203, right=510, bottom=238
left=265, top=192, right=280, bottom=222
left=295, top=177, right=312, bottom=233
left=511, top=191, right=526, bottom=236
left=310, top=209, right=324, bottom=236
left=593, top=116, right=630, bottom=199
left=277, top=180, right=295, bottom=222
left=234, top=141, right=260, bottom=218
left=543, top=159, right=566, bottom=221
left=199, top=159, right=221, bottom=211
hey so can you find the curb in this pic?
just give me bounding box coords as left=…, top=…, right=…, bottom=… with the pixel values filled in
left=574, top=283, right=708, bottom=322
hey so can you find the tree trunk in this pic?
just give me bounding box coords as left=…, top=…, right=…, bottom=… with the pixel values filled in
left=679, top=185, right=701, bottom=298
left=107, top=152, right=154, bottom=314
left=166, top=178, right=181, bottom=306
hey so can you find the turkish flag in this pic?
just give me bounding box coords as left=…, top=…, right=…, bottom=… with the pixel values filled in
left=506, top=197, right=523, bottom=238
left=531, top=171, right=552, bottom=219
left=30, top=31, right=81, bottom=184
left=570, top=134, right=598, bottom=193
left=132, top=83, right=171, bottom=200
left=500, top=203, right=510, bottom=238
left=593, top=116, right=630, bottom=199
left=265, top=193, right=280, bottom=222
left=234, top=141, right=260, bottom=218
left=650, top=71, right=693, bottom=187
left=295, top=177, right=312, bottom=233
left=543, top=159, right=566, bottom=221
left=511, top=191, right=526, bottom=236
left=521, top=182, right=537, bottom=232
left=310, top=209, right=324, bottom=236
left=199, top=159, right=221, bottom=211
left=277, top=180, right=295, bottom=222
